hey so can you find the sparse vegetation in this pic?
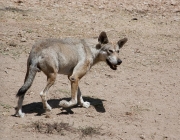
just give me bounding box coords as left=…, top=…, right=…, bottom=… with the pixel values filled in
left=0, top=102, right=12, bottom=110
left=29, top=121, right=103, bottom=138
left=79, top=126, right=103, bottom=139
left=32, top=121, right=76, bottom=135
left=130, top=105, right=150, bottom=115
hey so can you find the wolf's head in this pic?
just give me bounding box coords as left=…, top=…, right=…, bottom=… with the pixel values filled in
left=97, top=31, right=128, bottom=70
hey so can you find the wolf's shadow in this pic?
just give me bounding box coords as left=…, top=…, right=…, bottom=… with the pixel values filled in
left=18, top=96, right=106, bottom=116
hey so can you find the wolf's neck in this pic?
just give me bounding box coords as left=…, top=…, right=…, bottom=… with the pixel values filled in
left=89, top=46, right=101, bottom=65
left=81, top=39, right=102, bottom=66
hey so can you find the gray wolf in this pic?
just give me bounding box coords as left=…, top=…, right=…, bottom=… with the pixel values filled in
left=15, top=31, right=128, bottom=117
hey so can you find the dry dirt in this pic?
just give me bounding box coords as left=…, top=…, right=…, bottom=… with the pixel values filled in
left=0, top=0, right=180, bottom=140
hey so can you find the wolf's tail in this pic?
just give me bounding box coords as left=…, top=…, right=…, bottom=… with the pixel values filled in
left=16, top=60, right=39, bottom=97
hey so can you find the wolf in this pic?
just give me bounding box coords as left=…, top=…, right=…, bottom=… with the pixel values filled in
left=15, top=31, right=128, bottom=117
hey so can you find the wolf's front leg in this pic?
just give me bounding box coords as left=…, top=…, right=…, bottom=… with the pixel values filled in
left=77, top=87, right=90, bottom=108
left=60, top=63, right=91, bottom=108
left=59, top=77, right=78, bottom=108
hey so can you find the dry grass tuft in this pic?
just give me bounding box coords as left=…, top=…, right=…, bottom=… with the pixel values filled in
left=31, top=121, right=103, bottom=138
left=79, top=125, right=103, bottom=139
left=32, top=121, right=76, bottom=135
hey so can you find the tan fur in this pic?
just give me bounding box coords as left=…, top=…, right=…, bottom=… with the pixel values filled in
left=15, top=32, right=128, bottom=117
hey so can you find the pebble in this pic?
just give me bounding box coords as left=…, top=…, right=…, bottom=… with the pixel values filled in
left=132, top=18, right=138, bottom=20
left=139, top=134, right=145, bottom=139
left=21, top=38, right=26, bottom=42
left=9, top=41, right=17, bottom=47
left=4, top=47, right=9, bottom=51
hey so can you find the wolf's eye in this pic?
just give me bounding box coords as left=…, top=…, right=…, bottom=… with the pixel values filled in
left=108, top=49, right=113, bottom=53
left=116, top=50, right=120, bottom=53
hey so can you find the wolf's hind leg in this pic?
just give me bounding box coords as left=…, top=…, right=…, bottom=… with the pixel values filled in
left=40, top=73, right=56, bottom=111
left=15, top=95, right=25, bottom=117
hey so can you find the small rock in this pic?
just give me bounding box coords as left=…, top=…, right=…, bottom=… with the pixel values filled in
left=2, top=112, right=7, bottom=116
left=140, top=134, right=145, bottom=139
left=22, top=13, right=28, bottom=16
left=84, top=82, right=89, bottom=85
left=21, top=38, right=26, bottom=42
left=105, top=74, right=113, bottom=78
left=173, top=17, right=180, bottom=21
left=86, top=114, right=94, bottom=118
left=134, top=49, right=141, bottom=53
left=163, top=136, right=168, bottom=139
left=171, top=0, right=177, bottom=5
left=18, top=32, right=22, bottom=37
left=174, top=9, right=180, bottom=13
left=4, top=47, right=10, bottom=51
left=125, top=112, right=132, bottom=115
left=15, top=0, right=23, bottom=4
left=110, top=9, right=116, bottom=12
left=132, top=18, right=138, bottom=20
left=9, top=41, right=17, bottom=47
left=99, top=6, right=104, bottom=9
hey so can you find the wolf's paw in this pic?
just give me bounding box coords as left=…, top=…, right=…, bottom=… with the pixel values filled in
left=59, top=100, right=69, bottom=108
left=82, top=101, right=90, bottom=108
left=42, top=102, right=52, bottom=112
left=45, top=104, right=52, bottom=112
left=15, top=111, right=25, bottom=118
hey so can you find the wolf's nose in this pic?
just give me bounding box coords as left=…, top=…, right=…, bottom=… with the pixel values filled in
left=117, top=59, right=122, bottom=65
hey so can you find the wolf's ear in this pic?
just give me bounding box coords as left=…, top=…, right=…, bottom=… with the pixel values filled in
left=117, top=38, right=128, bottom=49
left=98, top=31, right=109, bottom=44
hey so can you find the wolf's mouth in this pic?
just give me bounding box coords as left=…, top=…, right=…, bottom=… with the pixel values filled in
left=106, top=59, right=117, bottom=70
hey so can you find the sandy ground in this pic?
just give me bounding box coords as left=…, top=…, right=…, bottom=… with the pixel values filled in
left=0, top=0, right=180, bottom=140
